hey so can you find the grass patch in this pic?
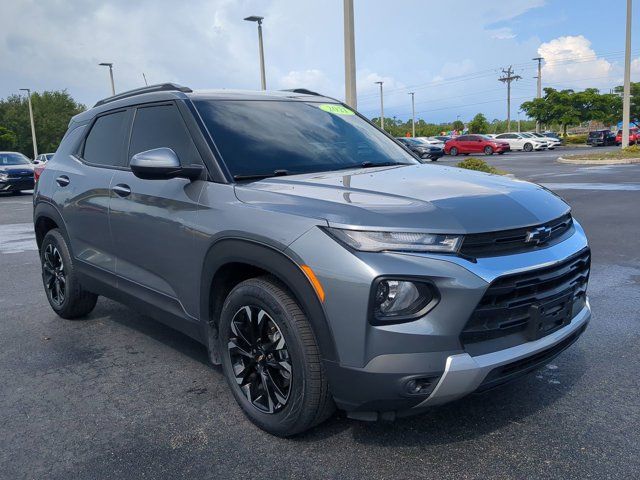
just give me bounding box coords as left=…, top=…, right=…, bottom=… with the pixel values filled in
left=562, top=144, right=640, bottom=161
left=563, top=134, right=588, bottom=145
left=456, top=158, right=507, bottom=175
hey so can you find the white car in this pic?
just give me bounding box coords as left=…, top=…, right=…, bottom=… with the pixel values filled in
left=494, top=132, right=547, bottom=152
left=415, top=136, right=445, bottom=147
left=525, top=132, right=562, bottom=149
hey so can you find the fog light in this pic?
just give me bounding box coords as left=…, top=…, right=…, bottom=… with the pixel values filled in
left=405, top=377, right=437, bottom=395
left=373, top=279, right=435, bottom=321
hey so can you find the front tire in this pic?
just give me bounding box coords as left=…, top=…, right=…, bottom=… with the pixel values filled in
left=219, top=276, right=334, bottom=436
left=523, top=143, right=533, bottom=152
left=40, top=229, right=98, bottom=319
left=483, top=146, right=494, bottom=155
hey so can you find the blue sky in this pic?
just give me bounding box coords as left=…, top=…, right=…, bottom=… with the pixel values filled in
left=1, top=0, right=638, bottom=123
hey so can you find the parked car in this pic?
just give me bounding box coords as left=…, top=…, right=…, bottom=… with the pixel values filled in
left=615, top=128, right=639, bottom=145
left=523, top=132, right=562, bottom=149
left=444, top=134, right=510, bottom=156
left=34, top=153, right=55, bottom=165
left=34, top=84, right=591, bottom=436
left=543, top=131, right=561, bottom=140
left=0, top=151, right=35, bottom=194
left=414, top=136, right=444, bottom=147
left=587, top=129, right=616, bottom=146
left=494, top=133, right=548, bottom=151
left=397, top=137, right=444, bottom=161
left=432, top=135, right=452, bottom=143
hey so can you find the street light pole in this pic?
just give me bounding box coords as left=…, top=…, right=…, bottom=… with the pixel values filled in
left=533, top=57, right=543, bottom=133
left=409, top=92, right=415, bottom=137
left=244, top=16, right=267, bottom=90
left=19, top=88, right=38, bottom=159
left=621, top=0, right=633, bottom=148
left=375, top=81, right=384, bottom=130
left=99, top=63, right=115, bottom=96
left=343, top=0, right=357, bottom=109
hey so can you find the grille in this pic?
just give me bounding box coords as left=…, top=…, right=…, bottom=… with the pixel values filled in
left=461, top=248, right=590, bottom=346
left=460, top=213, right=573, bottom=258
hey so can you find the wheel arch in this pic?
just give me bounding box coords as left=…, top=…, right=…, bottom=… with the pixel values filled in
left=200, top=238, right=338, bottom=365
left=34, top=201, right=69, bottom=252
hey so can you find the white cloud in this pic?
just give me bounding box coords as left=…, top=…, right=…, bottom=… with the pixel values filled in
left=278, top=69, right=334, bottom=94
left=487, top=27, right=517, bottom=40
left=538, top=35, right=613, bottom=87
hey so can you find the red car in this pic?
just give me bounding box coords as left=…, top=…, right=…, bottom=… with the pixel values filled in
left=615, top=127, right=639, bottom=145
left=444, top=134, right=510, bottom=156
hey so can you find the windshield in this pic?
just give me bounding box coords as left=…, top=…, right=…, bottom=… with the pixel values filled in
left=400, top=138, right=422, bottom=145
left=195, top=100, right=417, bottom=178
left=0, top=153, right=30, bottom=166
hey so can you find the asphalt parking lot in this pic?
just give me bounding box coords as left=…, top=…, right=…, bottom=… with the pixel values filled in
left=1, top=146, right=639, bottom=479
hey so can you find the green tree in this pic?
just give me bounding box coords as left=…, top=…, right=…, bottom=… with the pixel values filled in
left=0, top=126, right=17, bottom=150
left=467, top=113, right=489, bottom=134
left=451, top=120, right=464, bottom=132
left=0, top=90, right=85, bottom=157
left=614, top=81, right=640, bottom=125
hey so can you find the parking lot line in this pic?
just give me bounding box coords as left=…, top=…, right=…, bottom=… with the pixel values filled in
left=0, top=223, right=38, bottom=254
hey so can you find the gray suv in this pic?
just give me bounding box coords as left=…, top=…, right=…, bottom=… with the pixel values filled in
left=34, top=84, right=591, bottom=436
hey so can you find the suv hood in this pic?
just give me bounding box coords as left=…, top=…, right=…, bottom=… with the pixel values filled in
left=234, top=164, right=569, bottom=234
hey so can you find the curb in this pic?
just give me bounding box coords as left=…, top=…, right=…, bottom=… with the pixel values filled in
left=557, top=156, right=640, bottom=165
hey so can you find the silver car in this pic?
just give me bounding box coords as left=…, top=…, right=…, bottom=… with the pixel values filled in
left=34, top=84, right=591, bottom=436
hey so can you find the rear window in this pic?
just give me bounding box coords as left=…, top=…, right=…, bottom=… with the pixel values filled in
left=194, top=100, right=416, bottom=178
left=83, top=110, right=129, bottom=167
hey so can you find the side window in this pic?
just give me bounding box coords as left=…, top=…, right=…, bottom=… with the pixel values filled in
left=83, top=110, right=129, bottom=167
left=457, top=135, right=469, bottom=141
left=128, top=104, right=201, bottom=165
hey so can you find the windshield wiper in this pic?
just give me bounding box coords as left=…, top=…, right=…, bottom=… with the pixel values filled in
left=360, top=161, right=402, bottom=168
left=233, top=169, right=290, bottom=181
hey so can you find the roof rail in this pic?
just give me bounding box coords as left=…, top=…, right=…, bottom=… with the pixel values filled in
left=94, top=83, right=192, bottom=107
left=280, top=88, right=323, bottom=96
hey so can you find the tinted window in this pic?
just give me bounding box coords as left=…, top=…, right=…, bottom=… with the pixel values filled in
left=129, top=104, right=201, bottom=165
left=194, top=100, right=416, bottom=178
left=83, top=110, right=128, bottom=167
left=457, top=136, right=469, bottom=141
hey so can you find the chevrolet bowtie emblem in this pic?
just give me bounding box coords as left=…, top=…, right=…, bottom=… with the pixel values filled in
left=525, top=226, right=552, bottom=244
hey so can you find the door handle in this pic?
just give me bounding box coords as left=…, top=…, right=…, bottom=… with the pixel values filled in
left=55, top=175, right=70, bottom=187
left=112, top=184, right=131, bottom=197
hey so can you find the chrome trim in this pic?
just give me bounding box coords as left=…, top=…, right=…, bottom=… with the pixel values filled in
left=413, top=301, right=591, bottom=408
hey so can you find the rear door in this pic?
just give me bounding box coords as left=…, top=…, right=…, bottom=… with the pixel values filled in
left=56, top=109, right=132, bottom=277
left=468, top=135, right=483, bottom=153
left=108, top=102, right=206, bottom=318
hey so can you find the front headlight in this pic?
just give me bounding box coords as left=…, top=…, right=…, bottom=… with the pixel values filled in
left=0, top=173, right=8, bottom=181
left=325, top=228, right=462, bottom=253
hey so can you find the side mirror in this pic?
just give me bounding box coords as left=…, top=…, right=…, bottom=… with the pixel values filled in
left=130, top=148, right=203, bottom=181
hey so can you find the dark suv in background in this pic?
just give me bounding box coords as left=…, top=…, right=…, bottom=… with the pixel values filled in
left=587, top=129, right=616, bottom=146
left=34, top=84, right=591, bottom=436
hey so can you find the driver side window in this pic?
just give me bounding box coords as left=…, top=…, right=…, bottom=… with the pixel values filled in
left=128, top=104, right=202, bottom=166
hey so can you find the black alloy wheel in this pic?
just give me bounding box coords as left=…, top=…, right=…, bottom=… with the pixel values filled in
left=43, top=243, right=66, bottom=307
left=228, top=305, right=292, bottom=414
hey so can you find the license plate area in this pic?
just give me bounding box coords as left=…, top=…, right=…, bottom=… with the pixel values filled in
left=527, top=293, right=573, bottom=341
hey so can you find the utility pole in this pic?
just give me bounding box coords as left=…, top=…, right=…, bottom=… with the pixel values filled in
left=533, top=57, right=543, bottom=133
left=499, top=66, right=521, bottom=132
left=244, top=16, right=267, bottom=90
left=19, top=88, right=38, bottom=159
left=343, top=0, right=357, bottom=109
left=621, top=0, right=633, bottom=148
left=409, top=92, right=415, bottom=137
left=375, top=81, right=384, bottom=130
left=99, top=63, right=115, bottom=95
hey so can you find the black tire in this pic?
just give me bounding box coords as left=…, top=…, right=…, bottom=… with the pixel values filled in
left=523, top=143, right=533, bottom=152
left=219, top=276, right=334, bottom=436
left=483, top=146, right=494, bottom=155
left=498, top=152, right=505, bottom=155
left=41, top=229, right=98, bottom=319
left=11, top=190, right=22, bottom=196
left=449, top=147, right=458, bottom=156
left=430, top=158, right=438, bottom=162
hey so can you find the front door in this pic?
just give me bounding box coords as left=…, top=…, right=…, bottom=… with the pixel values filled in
left=108, top=102, right=206, bottom=318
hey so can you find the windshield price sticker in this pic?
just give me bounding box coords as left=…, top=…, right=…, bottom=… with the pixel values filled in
left=319, top=104, right=355, bottom=115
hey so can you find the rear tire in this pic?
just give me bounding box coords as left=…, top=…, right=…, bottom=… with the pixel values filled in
left=40, top=229, right=98, bottom=319
left=449, top=147, right=458, bottom=156
left=219, top=276, right=334, bottom=436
